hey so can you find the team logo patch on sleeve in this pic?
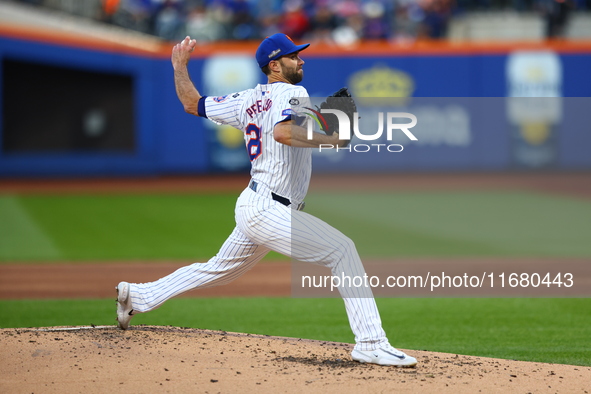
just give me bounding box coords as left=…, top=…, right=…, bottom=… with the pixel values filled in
left=213, top=95, right=228, bottom=103
left=282, top=109, right=295, bottom=117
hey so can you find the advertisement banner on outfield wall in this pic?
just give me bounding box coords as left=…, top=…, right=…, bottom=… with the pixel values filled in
left=507, top=51, right=562, bottom=169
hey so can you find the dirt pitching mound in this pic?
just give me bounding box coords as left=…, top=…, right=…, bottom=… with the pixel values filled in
left=1, top=326, right=589, bottom=393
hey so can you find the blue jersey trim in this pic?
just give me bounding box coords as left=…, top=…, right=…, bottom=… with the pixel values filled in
left=275, top=115, right=292, bottom=126
left=198, top=96, right=208, bottom=118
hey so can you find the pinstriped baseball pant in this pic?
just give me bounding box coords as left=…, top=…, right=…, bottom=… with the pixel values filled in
left=128, top=187, right=389, bottom=351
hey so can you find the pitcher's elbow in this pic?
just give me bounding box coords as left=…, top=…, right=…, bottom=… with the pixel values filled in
left=184, top=104, right=198, bottom=116
left=273, top=124, right=291, bottom=145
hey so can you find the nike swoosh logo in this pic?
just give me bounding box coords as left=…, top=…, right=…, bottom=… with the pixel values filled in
left=382, top=349, right=406, bottom=360
left=129, top=310, right=134, bottom=316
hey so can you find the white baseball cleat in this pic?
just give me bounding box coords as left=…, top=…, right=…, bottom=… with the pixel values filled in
left=351, top=345, right=417, bottom=367
left=116, top=281, right=135, bottom=330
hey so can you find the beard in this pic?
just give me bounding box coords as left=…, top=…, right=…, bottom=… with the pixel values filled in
left=280, top=61, right=303, bottom=84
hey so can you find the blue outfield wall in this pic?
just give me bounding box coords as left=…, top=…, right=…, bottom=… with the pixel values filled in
left=0, top=35, right=209, bottom=177
left=0, top=35, right=590, bottom=176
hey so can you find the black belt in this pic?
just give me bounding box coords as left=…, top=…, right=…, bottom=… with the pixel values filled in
left=249, top=181, right=305, bottom=211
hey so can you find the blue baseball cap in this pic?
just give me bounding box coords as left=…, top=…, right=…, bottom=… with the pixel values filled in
left=255, top=33, right=310, bottom=68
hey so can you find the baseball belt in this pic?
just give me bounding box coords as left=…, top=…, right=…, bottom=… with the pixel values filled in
left=249, top=180, right=305, bottom=211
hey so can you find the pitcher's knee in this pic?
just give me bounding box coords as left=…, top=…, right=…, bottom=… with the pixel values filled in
left=341, top=236, right=357, bottom=256
left=326, top=236, right=358, bottom=265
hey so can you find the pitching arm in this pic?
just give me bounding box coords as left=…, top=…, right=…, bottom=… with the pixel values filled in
left=171, top=36, right=202, bottom=116
left=273, top=120, right=346, bottom=148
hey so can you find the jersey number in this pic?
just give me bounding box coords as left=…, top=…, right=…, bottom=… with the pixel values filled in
left=246, top=123, right=262, bottom=161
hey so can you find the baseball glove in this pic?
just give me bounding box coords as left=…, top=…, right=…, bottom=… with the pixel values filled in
left=306, top=87, right=357, bottom=143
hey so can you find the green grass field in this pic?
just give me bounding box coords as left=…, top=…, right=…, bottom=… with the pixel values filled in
left=306, top=191, right=591, bottom=258
left=1, top=190, right=590, bottom=261
left=0, top=194, right=239, bottom=261
left=1, top=189, right=590, bottom=366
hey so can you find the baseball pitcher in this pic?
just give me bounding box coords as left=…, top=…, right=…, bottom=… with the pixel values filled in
left=116, top=33, right=417, bottom=367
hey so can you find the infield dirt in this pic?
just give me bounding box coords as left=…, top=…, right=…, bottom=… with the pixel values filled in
left=1, top=325, right=590, bottom=394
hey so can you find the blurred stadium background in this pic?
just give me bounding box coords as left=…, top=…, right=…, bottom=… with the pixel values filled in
left=0, top=0, right=590, bottom=176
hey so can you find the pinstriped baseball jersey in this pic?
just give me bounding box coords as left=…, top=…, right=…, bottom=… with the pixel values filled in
left=202, top=82, right=311, bottom=203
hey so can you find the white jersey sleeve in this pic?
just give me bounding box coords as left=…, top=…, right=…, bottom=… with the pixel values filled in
left=199, top=92, right=247, bottom=130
